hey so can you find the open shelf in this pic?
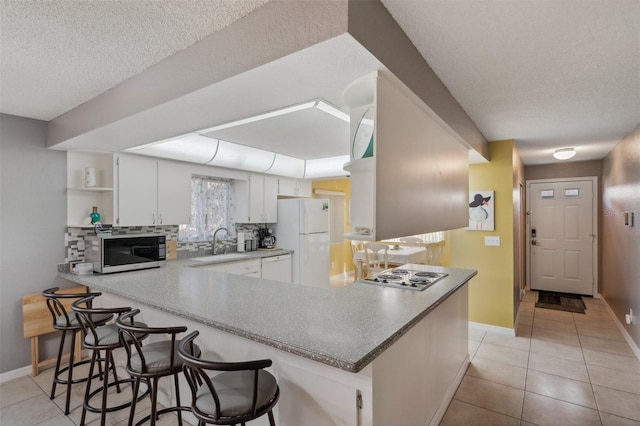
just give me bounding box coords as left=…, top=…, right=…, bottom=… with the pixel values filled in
left=343, top=157, right=374, bottom=173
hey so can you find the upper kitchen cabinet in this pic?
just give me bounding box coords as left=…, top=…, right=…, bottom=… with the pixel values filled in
left=157, top=161, right=192, bottom=225
left=67, top=152, right=114, bottom=227
left=345, top=72, right=469, bottom=241
left=235, top=174, right=278, bottom=223
left=278, top=178, right=312, bottom=198
left=115, top=154, right=191, bottom=226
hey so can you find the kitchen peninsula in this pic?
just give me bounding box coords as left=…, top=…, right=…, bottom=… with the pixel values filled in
left=60, top=259, right=476, bottom=425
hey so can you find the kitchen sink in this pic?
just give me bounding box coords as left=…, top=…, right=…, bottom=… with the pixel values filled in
left=192, top=253, right=248, bottom=262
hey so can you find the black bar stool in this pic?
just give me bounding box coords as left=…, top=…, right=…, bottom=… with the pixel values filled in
left=42, top=287, right=113, bottom=415
left=117, top=309, right=201, bottom=425
left=72, top=294, right=149, bottom=426
left=178, top=331, right=280, bottom=426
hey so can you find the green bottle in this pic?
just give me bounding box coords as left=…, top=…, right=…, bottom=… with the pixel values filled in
left=90, top=206, right=101, bottom=224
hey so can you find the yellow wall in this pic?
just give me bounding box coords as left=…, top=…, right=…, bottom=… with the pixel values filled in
left=450, top=140, right=516, bottom=328
left=311, top=179, right=353, bottom=276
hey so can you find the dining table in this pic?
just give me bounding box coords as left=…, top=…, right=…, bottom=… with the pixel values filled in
left=353, top=245, right=429, bottom=266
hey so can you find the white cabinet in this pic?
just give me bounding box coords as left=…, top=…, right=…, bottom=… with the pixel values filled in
left=116, top=155, right=157, bottom=226
left=278, top=178, right=312, bottom=198
left=198, top=258, right=261, bottom=277
left=66, top=152, right=114, bottom=227
left=234, top=174, right=278, bottom=223
left=261, top=254, right=292, bottom=283
left=263, top=176, right=278, bottom=221
left=157, top=161, right=192, bottom=225
left=116, top=154, right=191, bottom=226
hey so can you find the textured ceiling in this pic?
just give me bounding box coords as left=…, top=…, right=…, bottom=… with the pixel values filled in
left=381, top=0, right=640, bottom=165
left=0, top=0, right=268, bottom=120
left=1, top=0, right=638, bottom=165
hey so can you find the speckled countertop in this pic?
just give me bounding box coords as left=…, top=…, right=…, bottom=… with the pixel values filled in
left=59, top=254, right=476, bottom=373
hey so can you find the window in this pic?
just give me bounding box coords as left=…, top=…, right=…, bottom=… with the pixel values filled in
left=178, top=176, right=235, bottom=242
left=565, top=188, right=580, bottom=198
left=540, top=189, right=555, bottom=199
left=383, top=231, right=445, bottom=244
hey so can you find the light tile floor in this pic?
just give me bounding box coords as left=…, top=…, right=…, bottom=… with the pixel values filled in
left=442, top=291, right=640, bottom=425
left=1, top=287, right=638, bottom=425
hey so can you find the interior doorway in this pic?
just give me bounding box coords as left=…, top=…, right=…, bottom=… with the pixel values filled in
left=526, top=177, right=598, bottom=296
left=518, top=182, right=526, bottom=300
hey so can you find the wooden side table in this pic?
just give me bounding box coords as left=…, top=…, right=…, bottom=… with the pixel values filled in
left=22, top=286, right=86, bottom=376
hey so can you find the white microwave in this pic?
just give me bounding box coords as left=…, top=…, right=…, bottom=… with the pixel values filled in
left=85, top=234, right=166, bottom=274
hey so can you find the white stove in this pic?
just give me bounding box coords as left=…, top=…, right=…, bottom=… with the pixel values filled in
left=359, top=268, right=448, bottom=291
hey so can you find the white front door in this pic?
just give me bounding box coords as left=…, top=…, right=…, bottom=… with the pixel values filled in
left=529, top=179, right=596, bottom=295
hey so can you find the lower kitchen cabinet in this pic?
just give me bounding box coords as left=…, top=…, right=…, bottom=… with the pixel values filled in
left=198, top=255, right=291, bottom=282
left=261, top=254, right=292, bottom=283
left=198, top=258, right=261, bottom=277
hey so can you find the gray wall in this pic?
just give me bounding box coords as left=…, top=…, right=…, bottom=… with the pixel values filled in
left=524, top=160, right=602, bottom=182
left=601, top=125, right=640, bottom=348
left=0, top=113, right=68, bottom=374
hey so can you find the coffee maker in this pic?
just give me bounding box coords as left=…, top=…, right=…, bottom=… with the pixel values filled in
left=257, top=227, right=276, bottom=249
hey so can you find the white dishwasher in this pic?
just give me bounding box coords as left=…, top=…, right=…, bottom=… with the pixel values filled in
left=261, top=254, right=292, bottom=283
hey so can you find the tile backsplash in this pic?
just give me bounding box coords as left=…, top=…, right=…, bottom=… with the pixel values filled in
left=64, top=225, right=179, bottom=263
left=64, top=223, right=264, bottom=264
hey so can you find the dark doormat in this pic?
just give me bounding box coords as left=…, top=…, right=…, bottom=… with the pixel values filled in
left=535, top=291, right=586, bottom=314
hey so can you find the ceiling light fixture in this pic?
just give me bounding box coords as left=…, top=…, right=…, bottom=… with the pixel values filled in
left=304, top=155, right=350, bottom=179
left=196, top=98, right=349, bottom=134
left=125, top=134, right=219, bottom=163
left=206, top=140, right=275, bottom=172
left=265, top=153, right=305, bottom=178
left=124, top=99, right=351, bottom=178
left=553, top=148, right=576, bottom=160
left=314, top=100, right=351, bottom=122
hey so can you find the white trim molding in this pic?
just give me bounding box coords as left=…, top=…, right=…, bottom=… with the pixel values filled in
left=0, top=365, right=32, bottom=384
left=469, top=321, right=515, bottom=337
left=314, top=189, right=345, bottom=197
left=597, top=294, right=640, bottom=362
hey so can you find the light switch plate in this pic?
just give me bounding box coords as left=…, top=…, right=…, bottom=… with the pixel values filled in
left=485, top=236, right=501, bottom=246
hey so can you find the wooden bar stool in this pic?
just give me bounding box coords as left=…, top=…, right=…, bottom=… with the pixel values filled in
left=117, top=309, right=200, bottom=425
left=178, top=331, right=280, bottom=426
left=42, top=287, right=113, bottom=415
left=72, top=295, right=149, bottom=426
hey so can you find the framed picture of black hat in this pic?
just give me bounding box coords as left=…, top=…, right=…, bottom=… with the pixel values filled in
left=466, top=190, right=494, bottom=231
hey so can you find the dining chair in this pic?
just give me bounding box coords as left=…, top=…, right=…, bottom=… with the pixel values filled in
left=363, top=242, right=390, bottom=276
left=399, top=237, right=425, bottom=246
left=350, top=240, right=367, bottom=280
left=428, top=241, right=445, bottom=265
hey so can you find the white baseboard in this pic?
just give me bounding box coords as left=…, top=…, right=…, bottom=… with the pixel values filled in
left=597, top=294, right=640, bottom=362
left=469, top=321, right=515, bottom=337
left=0, top=365, right=32, bottom=384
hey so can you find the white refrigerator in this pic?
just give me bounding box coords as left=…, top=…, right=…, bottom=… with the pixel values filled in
left=276, top=198, right=330, bottom=287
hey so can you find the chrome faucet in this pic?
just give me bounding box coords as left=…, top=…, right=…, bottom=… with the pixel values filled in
left=212, top=227, right=229, bottom=255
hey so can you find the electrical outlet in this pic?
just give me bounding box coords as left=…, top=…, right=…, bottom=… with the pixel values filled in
left=485, top=236, right=501, bottom=246
left=626, top=309, right=634, bottom=325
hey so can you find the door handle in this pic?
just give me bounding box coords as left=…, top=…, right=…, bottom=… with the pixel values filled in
left=531, top=239, right=537, bottom=246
